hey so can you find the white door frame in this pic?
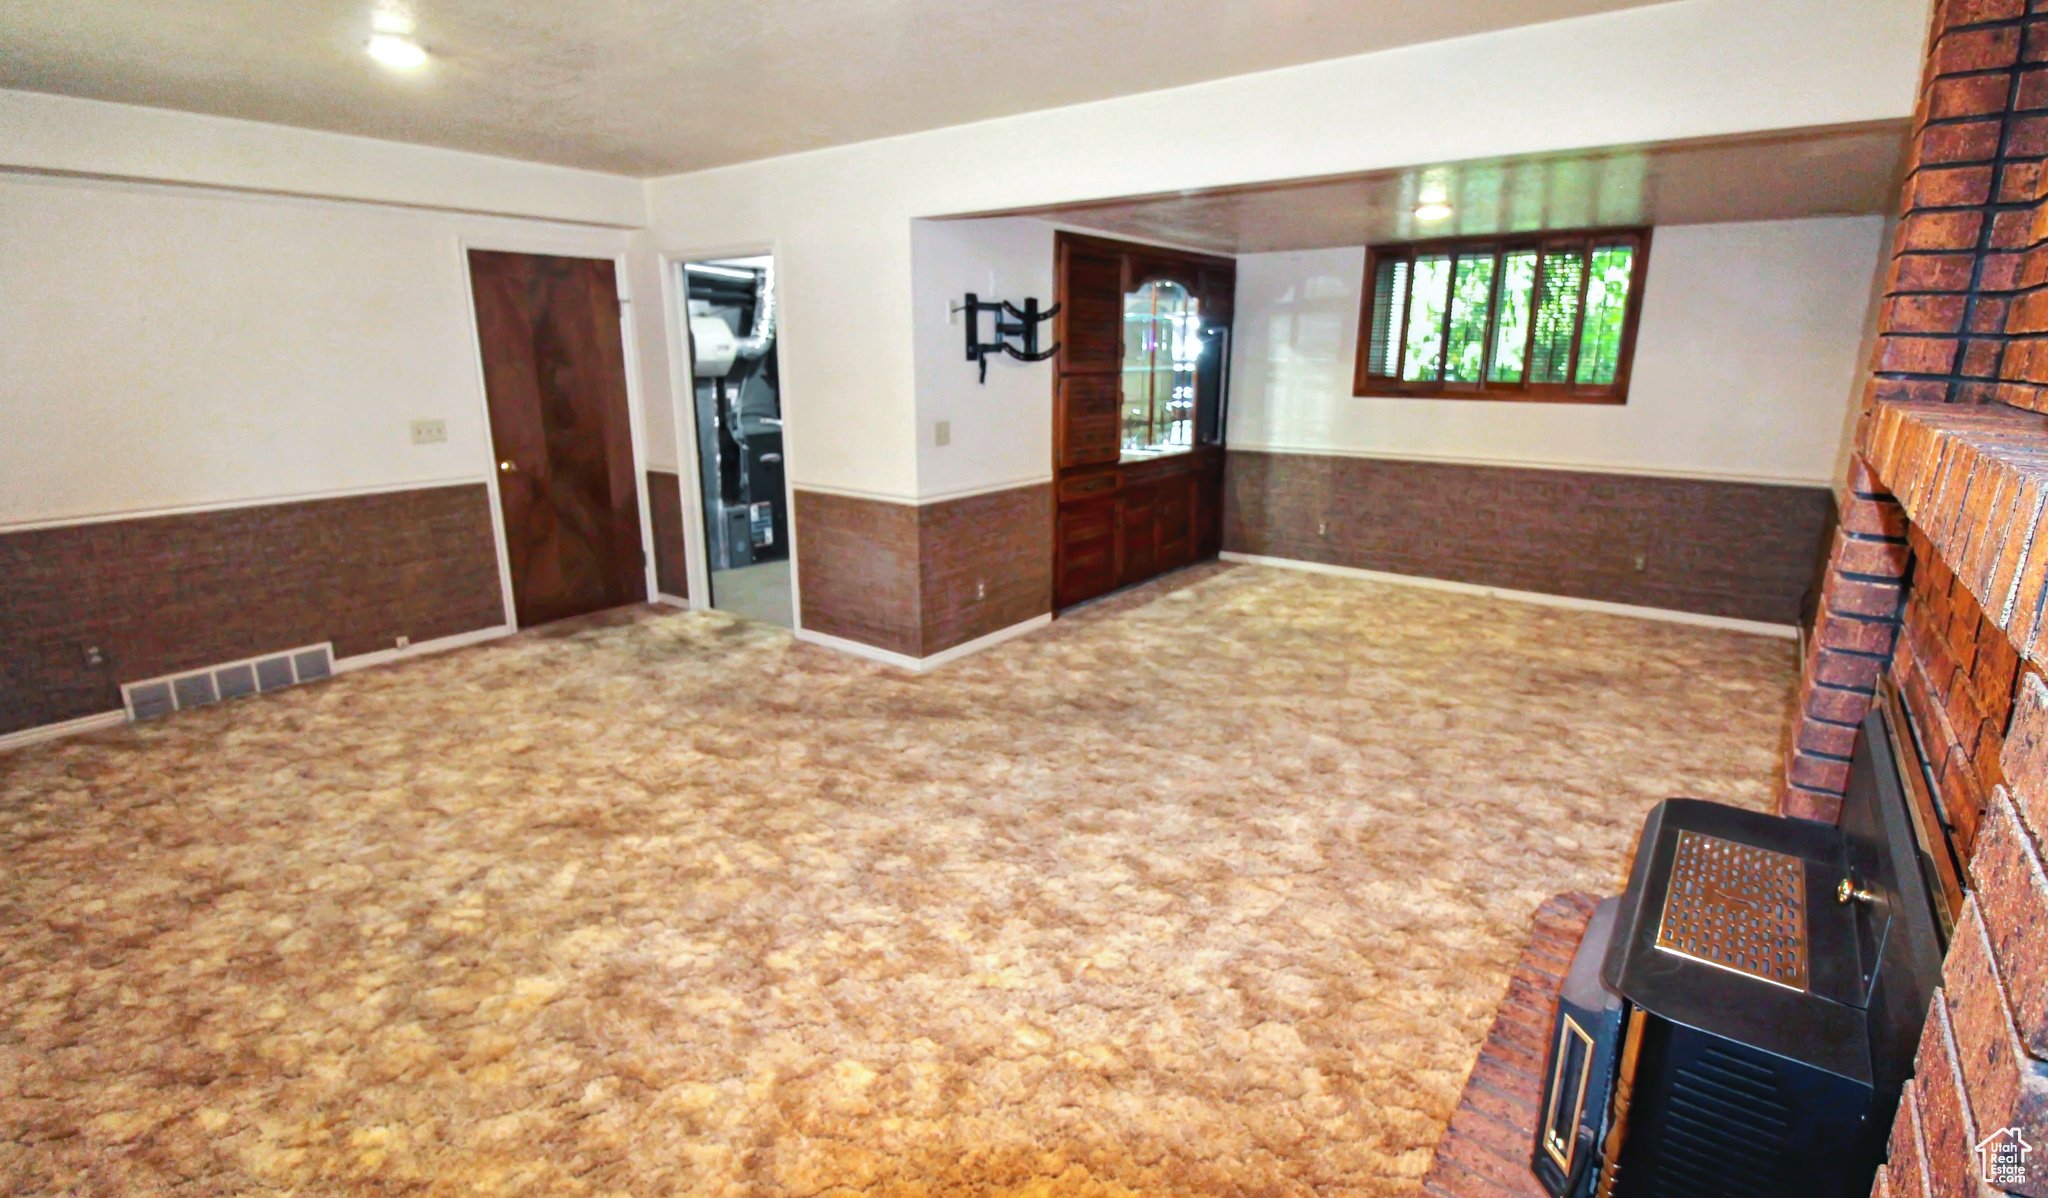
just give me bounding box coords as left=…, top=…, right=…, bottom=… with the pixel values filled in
left=659, top=242, right=801, bottom=630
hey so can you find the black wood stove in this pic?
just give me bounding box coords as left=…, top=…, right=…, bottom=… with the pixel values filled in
left=1533, top=688, right=1963, bottom=1197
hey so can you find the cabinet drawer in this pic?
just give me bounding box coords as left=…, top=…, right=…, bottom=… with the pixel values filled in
left=1060, top=470, right=1120, bottom=502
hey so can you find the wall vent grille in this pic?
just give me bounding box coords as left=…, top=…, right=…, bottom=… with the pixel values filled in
left=121, top=643, right=334, bottom=722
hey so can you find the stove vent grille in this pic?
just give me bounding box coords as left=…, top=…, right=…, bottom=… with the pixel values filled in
left=1650, top=1044, right=1792, bottom=1196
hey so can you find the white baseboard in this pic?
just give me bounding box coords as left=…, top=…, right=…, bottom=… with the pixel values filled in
left=653, top=592, right=690, bottom=609
left=796, top=628, right=924, bottom=670
left=333, top=624, right=515, bottom=673
left=0, top=709, right=127, bottom=754
left=1219, top=553, right=1799, bottom=640
left=920, top=613, right=1054, bottom=668
left=795, top=612, right=1053, bottom=672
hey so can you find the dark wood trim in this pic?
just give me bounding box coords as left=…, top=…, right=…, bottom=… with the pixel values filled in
left=646, top=469, right=690, bottom=600
left=1353, top=227, right=1652, bottom=405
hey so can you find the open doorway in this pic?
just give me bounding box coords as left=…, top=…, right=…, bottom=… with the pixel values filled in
left=683, top=256, right=792, bottom=628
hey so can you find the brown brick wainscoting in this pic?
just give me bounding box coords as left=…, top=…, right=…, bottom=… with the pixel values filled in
left=793, top=483, right=1053, bottom=660
left=646, top=469, right=690, bottom=600
left=0, top=484, right=505, bottom=736
left=1222, top=450, right=1834, bottom=626
left=920, top=484, right=1053, bottom=656
left=794, top=490, right=922, bottom=655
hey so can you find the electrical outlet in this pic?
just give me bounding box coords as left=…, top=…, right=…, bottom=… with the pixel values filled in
left=1633, top=554, right=1647, bottom=571
left=1317, top=520, right=1330, bottom=537
left=410, top=418, right=448, bottom=445
left=82, top=644, right=105, bottom=668
left=395, top=635, right=410, bottom=649
left=935, top=420, right=951, bottom=447
left=975, top=578, right=986, bottom=601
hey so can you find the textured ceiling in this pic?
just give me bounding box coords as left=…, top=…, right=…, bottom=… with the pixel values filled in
left=971, top=124, right=1911, bottom=253
left=0, top=0, right=1669, bottom=176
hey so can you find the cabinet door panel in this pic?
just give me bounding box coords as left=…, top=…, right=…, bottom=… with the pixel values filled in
left=1058, top=499, right=1120, bottom=608
left=1058, top=374, right=1122, bottom=468
left=1058, top=245, right=1125, bottom=373
left=1119, top=482, right=1158, bottom=587
left=1155, top=477, right=1194, bottom=570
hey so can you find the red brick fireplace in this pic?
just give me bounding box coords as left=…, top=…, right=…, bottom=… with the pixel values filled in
left=1786, top=3, right=2048, bottom=1193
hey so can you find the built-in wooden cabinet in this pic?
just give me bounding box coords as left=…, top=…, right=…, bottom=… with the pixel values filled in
left=1051, top=231, right=1233, bottom=610
left=1054, top=450, right=1224, bottom=608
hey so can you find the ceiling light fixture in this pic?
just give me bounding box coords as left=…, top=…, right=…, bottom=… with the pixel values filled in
left=1414, top=201, right=1453, bottom=222
left=367, top=33, right=428, bottom=69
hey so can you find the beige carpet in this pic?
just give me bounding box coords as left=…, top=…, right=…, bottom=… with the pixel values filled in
left=0, top=563, right=1795, bottom=1197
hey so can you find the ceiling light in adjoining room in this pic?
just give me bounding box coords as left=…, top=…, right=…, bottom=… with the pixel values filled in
left=367, top=33, right=428, bottom=69
left=1414, top=202, right=1453, bottom=222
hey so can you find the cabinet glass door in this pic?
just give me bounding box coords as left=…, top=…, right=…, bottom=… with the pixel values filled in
left=1121, top=281, right=1202, bottom=458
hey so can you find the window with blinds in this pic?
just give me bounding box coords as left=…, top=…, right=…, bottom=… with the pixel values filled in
left=1354, top=228, right=1650, bottom=403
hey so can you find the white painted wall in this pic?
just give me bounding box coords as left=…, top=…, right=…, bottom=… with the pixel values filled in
left=0, top=90, right=647, bottom=228
left=910, top=218, right=1059, bottom=500
left=0, top=172, right=639, bottom=528
left=1226, top=216, right=1887, bottom=485
left=643, top=0, right=1927, bottom=502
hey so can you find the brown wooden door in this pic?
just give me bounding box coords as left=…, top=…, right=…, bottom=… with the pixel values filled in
left=468, top=250, right=646, bottom=628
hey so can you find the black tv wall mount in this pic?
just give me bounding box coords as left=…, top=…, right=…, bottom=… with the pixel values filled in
left=957, top=294, right=1060, bottom=383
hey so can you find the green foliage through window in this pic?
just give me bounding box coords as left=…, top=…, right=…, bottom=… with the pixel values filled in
left=1576, top=246, right=1635, bottom=386
left=1489, top=251, right=1536, bottom=384
left=1357, top=230, right=1645, bottom=401
left=1403, top=256, right=1451, bottom=382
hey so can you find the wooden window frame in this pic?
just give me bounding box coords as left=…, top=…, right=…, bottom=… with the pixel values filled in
left=1351, top=226, right=1652, bottom=405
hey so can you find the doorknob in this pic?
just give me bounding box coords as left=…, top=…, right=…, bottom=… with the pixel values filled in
left=498, top=460, right=518, bottom=474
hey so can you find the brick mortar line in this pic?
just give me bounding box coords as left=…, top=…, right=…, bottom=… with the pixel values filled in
left=1820, top=645, right=1898, bottom=662
left=1821, top=611, right=1907, bottom=627
left=1786, top=780, right=1847, bottom=798
left=1799, top=747, right=1857, bottom=765
left=1951, top=52, right=2033, bottom=401
left=1930, top=17, right=2036, bottom=39
left=1802, top=714, right=1867, bottom=731
left=1899, top=198, right=2040, bottom=211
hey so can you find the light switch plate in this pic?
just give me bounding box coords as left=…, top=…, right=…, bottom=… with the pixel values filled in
left=411, top=418, right=448, bottom=445
left=935, top=420, right=951, bottom=447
